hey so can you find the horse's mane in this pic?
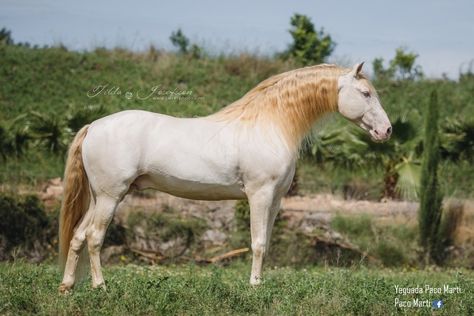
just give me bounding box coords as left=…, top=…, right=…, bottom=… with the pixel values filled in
left=209, top=64, right=364, bottom=151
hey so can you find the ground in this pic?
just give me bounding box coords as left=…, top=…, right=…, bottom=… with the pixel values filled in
left=0, top=262, right=473, bottom=315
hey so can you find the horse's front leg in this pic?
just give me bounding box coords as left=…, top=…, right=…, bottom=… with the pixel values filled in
left=248, top=186, right=281, bottom=285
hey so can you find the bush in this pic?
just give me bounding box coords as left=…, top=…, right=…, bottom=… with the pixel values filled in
left=434, top=201, right=464, bottom=263
left=331, top=214, right=414, bottom=267
left=331, top=214, right=373, bottom=238
left=231, top=200, right=251, bottom=248
left=375, top=241, right=406, bottom=266
left=0, top=194, right=54, bottom=260
left=127, top=210, right=207, bottom=259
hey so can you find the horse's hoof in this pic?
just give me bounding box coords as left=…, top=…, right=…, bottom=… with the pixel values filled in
left=250, top=277, right=262, bottom=286
left=92, top=283, right=107, bottom=291
left=58, top=283, right=72, bottom=294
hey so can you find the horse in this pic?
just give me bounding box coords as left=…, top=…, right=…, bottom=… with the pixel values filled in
left=58, top=62, right=392, bottom=293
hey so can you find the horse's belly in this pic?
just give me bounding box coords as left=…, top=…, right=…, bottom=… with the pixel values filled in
left=132, top=173, right=246, bottom=200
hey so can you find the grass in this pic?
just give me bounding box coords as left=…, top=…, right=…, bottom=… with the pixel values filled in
left=1, top=262, right=473, bottom=315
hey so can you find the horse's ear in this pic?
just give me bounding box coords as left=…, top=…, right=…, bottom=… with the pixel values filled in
left=351, top=62, right=365, bottom=77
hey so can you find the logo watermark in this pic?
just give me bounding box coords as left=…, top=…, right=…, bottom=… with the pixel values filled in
left=87, top=84, right=203, bottom=102
left=432, top=300, right=443, bottom=309
left=393, top=284, right=461, bottom=309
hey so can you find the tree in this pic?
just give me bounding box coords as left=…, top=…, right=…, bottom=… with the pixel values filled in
left=0, top=115, right=30, bottom=160
left=0, top=27, right=34, bottom=48
left=390, top=47, right=423, bottom=80
left=372, top=47, right=423, bottom=81
left=283, top=14, right=335, bottom=65
left=418, top=91, right=443, bottom=263
left=372, top=57, right=394, bottom=81
left=66, top=104, right=107, bottom=133
left=169, top=29, right=202, bottom=58
left=30, top=111, right=71, bottom=154
left=0, top=27, right=13, bottom=45
left=170, top=29, right=189, bottom=54
left=440, top=117, right=474, bottom=162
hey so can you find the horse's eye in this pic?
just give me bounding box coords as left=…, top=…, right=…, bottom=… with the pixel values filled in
left=362, top=91, right=370, bottom=98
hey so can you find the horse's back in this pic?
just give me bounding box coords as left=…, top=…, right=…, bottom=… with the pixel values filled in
left=81, top=110, right=245, bottom=199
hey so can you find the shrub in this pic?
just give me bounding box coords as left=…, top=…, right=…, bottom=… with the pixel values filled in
left=0, top=194, right=54, bottom=260
left=230, top=200, right=251, bottom=248
left=331, top=214, right=373, bottom=238
left=375, top=241, right=406, bottom=266
left=418, top=91, right=443, bottom=264
left=433, top=201, right=464, bottom=263
left=127, top=210, right=207, bottom=259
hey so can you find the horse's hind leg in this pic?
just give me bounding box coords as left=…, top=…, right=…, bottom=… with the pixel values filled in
left=86, top=194, right=120, bottom=289
left=59, top=199, right=95, bottom=293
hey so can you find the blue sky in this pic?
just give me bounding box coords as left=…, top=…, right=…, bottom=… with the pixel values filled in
left=1, top=0, right=473, bottom=78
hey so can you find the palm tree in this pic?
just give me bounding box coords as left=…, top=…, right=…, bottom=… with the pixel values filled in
left=310, top=113, right=423, bottom=200
left=30, top=111, right=71, bottom=154
left=440, top=117, right=474, bottom=162
left=66, top=104, right=107, bottom=133
left=29, top=105, right=107, bottom=154
left=0, top=114, right=31, bottom=160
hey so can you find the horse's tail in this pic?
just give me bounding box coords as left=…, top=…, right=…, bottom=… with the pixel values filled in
left=59, top=125, right=90, bottom=269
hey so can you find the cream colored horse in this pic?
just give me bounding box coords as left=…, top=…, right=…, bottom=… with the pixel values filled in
left=58, top=62, right=391, bottom=293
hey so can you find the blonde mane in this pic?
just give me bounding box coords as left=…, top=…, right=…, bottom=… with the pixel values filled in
left=209, top=64, right=358, bottom=151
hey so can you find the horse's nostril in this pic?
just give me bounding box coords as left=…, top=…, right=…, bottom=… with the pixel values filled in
left=374, top=130, right=379, bottom=135
left=387, top=126, right=392, bottom=135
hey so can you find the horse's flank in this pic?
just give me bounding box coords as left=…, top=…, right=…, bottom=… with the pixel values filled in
left=209, top=64, right=348, bottom=152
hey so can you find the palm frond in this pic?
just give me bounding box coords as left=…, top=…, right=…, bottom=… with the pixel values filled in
left=395, top=158, right=421, bottom=201
left=441, top=117, right=474, bottom=161
left=67, top=104, right=107, bottom=132
left=30, top=111, right=71, bottom=153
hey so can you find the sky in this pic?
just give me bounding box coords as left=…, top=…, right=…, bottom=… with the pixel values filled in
left=1, top=0, right=473, bottom=78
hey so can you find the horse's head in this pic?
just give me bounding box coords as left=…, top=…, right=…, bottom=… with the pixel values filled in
left=337, top=62, right=392, bottom=142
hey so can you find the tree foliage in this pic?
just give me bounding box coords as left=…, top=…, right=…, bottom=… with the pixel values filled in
left=169, top=29, right=202, bottom=58
left=170, top=29, right=190, bottom=54
left=373, top=47, right=423, bottom=81
left=283, top=14, right=335, bottom=65
left=0, top=27, right=13, bottom=45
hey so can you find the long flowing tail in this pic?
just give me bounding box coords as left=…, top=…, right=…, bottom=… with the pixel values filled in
left=59, top=125, right=90, bottom=269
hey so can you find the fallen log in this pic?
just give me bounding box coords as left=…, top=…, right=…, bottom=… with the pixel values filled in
left=195, top=247, right=250, bottom=264
left=129, top=247, right=165, bottom=263
left=209, top=247, right=249, bottom=263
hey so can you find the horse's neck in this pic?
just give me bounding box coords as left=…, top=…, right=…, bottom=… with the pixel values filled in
left=273, top=81, right=338, bottom=152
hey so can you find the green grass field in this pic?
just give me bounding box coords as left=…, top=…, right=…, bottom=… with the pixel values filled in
left=1, top=262, right=473, bottom=315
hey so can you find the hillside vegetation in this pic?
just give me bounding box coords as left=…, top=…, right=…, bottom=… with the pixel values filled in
left=1, top=43, right=473, bottom=198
